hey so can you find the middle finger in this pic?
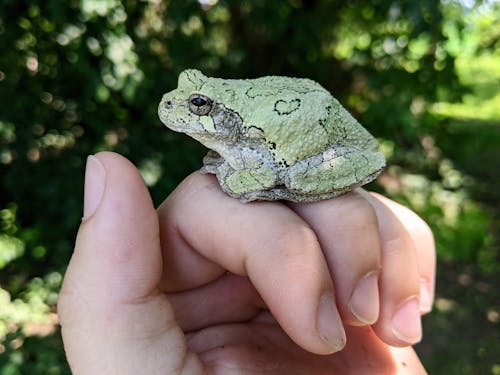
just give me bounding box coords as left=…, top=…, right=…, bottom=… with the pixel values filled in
left=289, top=190, right=382, bottom=326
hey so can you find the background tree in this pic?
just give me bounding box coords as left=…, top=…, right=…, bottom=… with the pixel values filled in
left=0, top=0, right=498, bottom=373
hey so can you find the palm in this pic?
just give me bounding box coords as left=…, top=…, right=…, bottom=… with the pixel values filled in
left=164, top=277, right=421, bottom=374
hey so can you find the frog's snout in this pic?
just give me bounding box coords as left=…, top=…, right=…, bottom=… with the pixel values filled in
left=158, top=96, right=173, bottom=124
left=162, top=97, right=173, bottom=109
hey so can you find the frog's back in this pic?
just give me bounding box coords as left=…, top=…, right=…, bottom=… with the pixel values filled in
left=248, top=75, right=380, bottom=153
left=203, top=74, right=327, bottom=106
left=203, top=74, right=378, bottom=164
left=252, top=75, right=326, bottom=94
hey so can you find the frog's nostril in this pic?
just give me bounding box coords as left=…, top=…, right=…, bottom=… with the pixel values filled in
left=165, top=100, right=172, bottom=108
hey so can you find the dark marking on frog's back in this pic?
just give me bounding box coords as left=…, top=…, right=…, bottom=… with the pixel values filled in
left=274, top=98, right=301, bottom=115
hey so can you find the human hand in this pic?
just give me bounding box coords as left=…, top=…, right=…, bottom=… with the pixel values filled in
left=58, top=152, right=434, bottom=374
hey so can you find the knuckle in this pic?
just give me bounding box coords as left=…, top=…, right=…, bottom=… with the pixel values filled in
left=335, top=193, right=379, bottom=233
left=261, top=221, right=324, bottom=275
left=275, top=222, right=320, bottom=257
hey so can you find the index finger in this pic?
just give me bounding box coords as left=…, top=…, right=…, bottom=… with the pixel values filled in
left=158, top=172, right=345, bottom=355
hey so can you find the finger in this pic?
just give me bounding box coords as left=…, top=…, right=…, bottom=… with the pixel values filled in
left=159, top=172, right=345, bottom=355
left=370, top=193, right=436, bottom=314
left=288, top=191, right=382, bottom=326
left=360, top=190, right=422, bottom=346
left=169, top=273, right=265, bottom=331
left=58, top=152, right=203, bottom=374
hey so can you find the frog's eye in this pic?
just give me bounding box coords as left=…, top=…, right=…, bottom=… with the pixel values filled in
left=188, top=94, right=212, bottom=116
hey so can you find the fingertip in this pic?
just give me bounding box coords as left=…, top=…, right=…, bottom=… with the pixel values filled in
left=316, top=293, right=347, bottom=353
left=348, top=271, right=380, bottom=325
left=419, top=277, right=434, bottom=314
left=391, top=296, right=422, bottom=345
left=87, top=152, right=157, bottom=233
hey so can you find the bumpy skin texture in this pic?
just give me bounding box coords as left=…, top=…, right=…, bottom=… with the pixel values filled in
left=158, top=69, right=386, bottom=202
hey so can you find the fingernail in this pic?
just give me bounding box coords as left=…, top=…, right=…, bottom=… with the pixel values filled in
left=83, top=155, right=106, bottom=219
left=349, top=271, right=379, bottom=324
left=419, top=278, right=433, bottom=313
left=392, top=296, right=422, bottom=344
left=317, top=293, right=346, bottom=352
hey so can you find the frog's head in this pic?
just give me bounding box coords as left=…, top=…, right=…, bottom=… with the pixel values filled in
left=158, top=69, right=207, bottom=131
left=159, top=69, right=243, bottom=149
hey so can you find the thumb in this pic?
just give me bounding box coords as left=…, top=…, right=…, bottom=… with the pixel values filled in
left=58, top=152, right=202, bottom=374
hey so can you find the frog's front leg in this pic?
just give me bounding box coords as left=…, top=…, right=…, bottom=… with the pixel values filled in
left=201, top=150, right=224, bottom=174
left=201, top=148, right=278, bottom=198
left=285, top=146, right=386, bottom=197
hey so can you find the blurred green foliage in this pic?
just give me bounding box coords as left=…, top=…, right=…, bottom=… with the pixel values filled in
left=0, top=0, right=498, bottom=373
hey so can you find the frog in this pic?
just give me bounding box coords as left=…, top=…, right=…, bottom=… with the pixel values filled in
left=158, top=69, right=386, bottom=202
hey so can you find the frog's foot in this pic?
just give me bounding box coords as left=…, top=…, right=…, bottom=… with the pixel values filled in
left=216, top=162, right=277, bottom=198
left=204, top=148, right=278, bottom=198
left=285, top=146, right=386, bottom=197
left=201, top=150, right=224, bottom=174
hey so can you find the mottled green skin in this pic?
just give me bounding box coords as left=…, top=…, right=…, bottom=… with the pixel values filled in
left=158, top=69, right=385, bottom=202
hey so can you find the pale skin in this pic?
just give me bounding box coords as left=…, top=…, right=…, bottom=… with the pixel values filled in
left=58, top=152, right=435, bottom=374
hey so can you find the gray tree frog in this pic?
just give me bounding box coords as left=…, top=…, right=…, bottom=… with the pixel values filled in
left=158, top=69, right=385, bottom=202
